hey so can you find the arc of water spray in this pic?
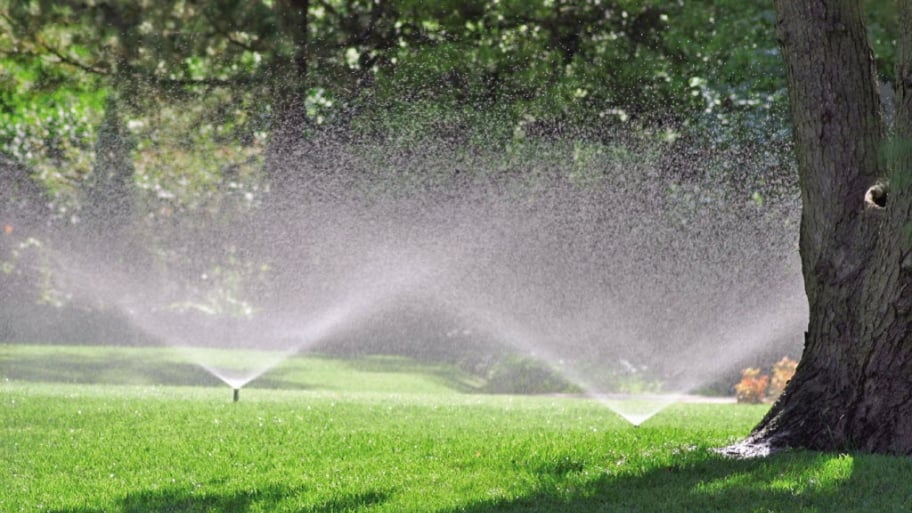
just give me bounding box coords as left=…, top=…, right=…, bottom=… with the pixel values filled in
left=42, top=241, right=441, bottom=400
left=441, top=299, right=666, bottom=426
left=443, top=276, right=807, bottom=426
left=186, top=255, right=439, bottom=399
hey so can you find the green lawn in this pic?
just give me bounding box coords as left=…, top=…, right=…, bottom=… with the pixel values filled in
left=3, top=344, right=912, bottom=512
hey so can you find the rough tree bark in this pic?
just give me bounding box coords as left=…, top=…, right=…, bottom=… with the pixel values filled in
left=727, top=0, right=912, bottom=456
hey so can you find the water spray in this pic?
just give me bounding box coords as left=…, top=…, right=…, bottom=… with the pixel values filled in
left=47, top=125, right=805, bottom=418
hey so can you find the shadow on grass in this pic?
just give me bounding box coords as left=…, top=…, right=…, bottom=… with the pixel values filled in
left=2, top=346, right=475, bottom=393
left=2, top=346, right=316, bottom=391
left=2, top=350, right=223, bottom=387
left=445, top=451, right=912, bottom=513
left=36, top=450, right=912, bottom=512
left=50, top=484, right=389, bottom=513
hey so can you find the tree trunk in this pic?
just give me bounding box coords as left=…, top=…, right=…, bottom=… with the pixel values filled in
left=265, top=0, right=311, bottom=203
left=0, top=153, right=46, bottom=233
left=84, top=92, right=134, bottom=240
left=728, top=0, right=912, bottom=456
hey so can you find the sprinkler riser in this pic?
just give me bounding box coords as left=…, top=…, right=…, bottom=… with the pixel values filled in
left=233, top=388, right=239, bottom=402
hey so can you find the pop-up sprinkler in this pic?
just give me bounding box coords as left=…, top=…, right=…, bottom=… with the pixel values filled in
left=233, top=388, right=240, bottom=402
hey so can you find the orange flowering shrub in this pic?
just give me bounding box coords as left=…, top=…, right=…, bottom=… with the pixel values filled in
left=735, top=367, right=769, bottom=404
left=768, top=356, right=798, bottom=400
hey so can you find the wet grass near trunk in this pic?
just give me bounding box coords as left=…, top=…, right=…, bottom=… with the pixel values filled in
left=3, top=345, right=912, bottom=512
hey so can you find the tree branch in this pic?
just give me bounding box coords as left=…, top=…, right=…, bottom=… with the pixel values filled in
left=315, top=0, right=338, bottom=17
left=143, top=74, right=257, bottom=88
left=202, top=7, right=262, bottom=53
left=37, top=40, right=112, bottom=76
left=351, top=0, right=385, bottom=46
left=11, top=39, right=257, bottom=89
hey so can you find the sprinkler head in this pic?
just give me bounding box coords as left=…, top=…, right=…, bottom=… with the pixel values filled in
left=233, top=388, right=239, bottom=402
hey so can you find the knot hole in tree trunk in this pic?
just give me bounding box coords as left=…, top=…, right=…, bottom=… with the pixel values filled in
left=865, top=183, right=888, bottom=209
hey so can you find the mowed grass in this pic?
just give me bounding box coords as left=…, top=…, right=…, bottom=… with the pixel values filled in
left=4, top=345, right=912, bottom=512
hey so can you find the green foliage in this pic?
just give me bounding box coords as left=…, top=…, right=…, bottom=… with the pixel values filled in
left=0, top=59, right=104, bottom=209
left=867, top=0, right=899, bottom=82
left=0, top=0, right=815, bottom=224
left=357, top=0, right=790, bottom=130
left=482, top=354, right=579, bottom=394
left=884, top=137, right=912, bottom=192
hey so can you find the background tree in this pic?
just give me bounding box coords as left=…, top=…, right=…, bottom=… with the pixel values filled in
left=0, top=1, right=900, bottom=387
left=263, top=0, right=310, bottom=201
left=729, top=0, right=912, bottom=455
left=82, top=93, right=134, bottom=240
left=0, top=0, right=798, bottom=205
